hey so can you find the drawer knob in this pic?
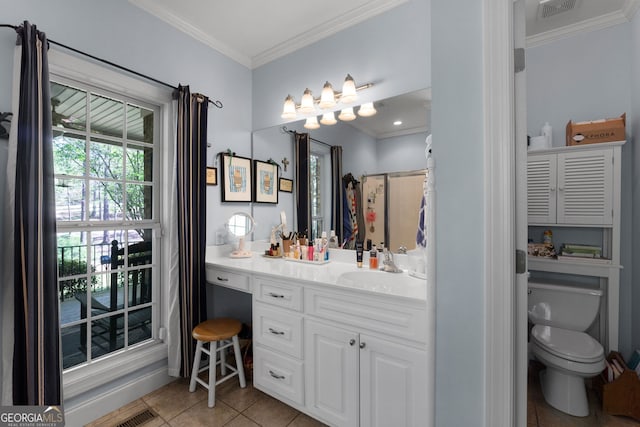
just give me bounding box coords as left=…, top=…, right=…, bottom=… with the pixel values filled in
left=269, top=328, right=285, bottom=335
left=349, top=339, right=356, bottom=346
left=269, top=370, right=285, bottom=380
left=217, top=276, right=229, bottom=282
left=268, top=292, right=285, bottom=299
left=359, top=342, right=366, bottom=349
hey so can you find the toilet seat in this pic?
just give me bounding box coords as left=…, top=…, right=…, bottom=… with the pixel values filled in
left=531, top=324, right=603, bottom=364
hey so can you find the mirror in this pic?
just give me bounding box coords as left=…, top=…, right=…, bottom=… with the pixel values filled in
left=251, top=88, right=431, bottom=252
left=226, top=212, right=255, bottom=258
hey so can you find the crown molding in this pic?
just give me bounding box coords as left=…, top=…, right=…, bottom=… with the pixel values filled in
left=526, top=1, right=640, bottom=48
left=251, top=0, right=408, bottom=68
left=129, top=0, right=253, bottom=68
left=130, top=0, right=407, bottom=69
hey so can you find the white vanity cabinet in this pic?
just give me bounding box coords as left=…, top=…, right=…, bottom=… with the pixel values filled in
left=527, top=144, right=617, bottom=226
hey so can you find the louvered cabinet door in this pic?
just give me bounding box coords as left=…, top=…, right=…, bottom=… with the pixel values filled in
left=557, top=149, right=613, bottom=225
left=527, top=154, right=557, bottom=224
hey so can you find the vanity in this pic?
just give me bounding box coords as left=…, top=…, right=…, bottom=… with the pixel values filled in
left=205, top=245, right=428, bottom=427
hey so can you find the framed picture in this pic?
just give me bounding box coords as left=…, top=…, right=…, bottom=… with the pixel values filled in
left=220, top=153, right=252, bottom=202
left=254, top=160, right=279, bottom=204
left=279, top=178, right=293, bottom=193
left=206, top=167, right=217, bottom=186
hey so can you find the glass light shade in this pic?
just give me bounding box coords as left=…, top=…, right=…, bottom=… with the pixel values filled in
left=299, top=88, right=315, bottom=114
left=304, top=116, right=320, bottom=130
left=320, top=111, right=337, bottom=125
left=281, top=95, right=297, bottom=119
left=357, top=102, right=377, bottom=117
left=340, top=74, right=357, bottom=104
left=319, top=81, right=336, bottom=110
left=338, top=107, right=356, bottom=121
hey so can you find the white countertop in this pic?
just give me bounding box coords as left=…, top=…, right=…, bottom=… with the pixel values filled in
left=205, top=244, right=427, bottom=302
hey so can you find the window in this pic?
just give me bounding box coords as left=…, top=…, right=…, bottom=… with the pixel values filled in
left=310, top=153, right=323, bottom=240
left=52, top=79, right=160, bottom=370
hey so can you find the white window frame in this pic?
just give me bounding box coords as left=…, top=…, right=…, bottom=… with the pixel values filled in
left=310, top=142, right=331, bottom=239
left=49, top=50, right=174, bottom=399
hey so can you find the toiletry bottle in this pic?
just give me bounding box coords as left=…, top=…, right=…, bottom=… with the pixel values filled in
left=294, top=240, right=301, bottom=260
left=321, top=232, right=329, bottom=260
left=308, top=241, right=314, bottom=261
left=328, top=230, right=338, bottom=248
left=356, top=241, right=364, bottom=268
left=369, top=244, right=378, bottom=269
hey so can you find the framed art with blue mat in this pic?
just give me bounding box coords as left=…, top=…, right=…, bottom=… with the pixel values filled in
left=220, top=153, right=252, bottom=202
left=254, top=160, right=279, bottom=204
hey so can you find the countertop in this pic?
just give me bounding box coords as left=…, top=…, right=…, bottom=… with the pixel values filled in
left=205, top=244, right=427, bottom=302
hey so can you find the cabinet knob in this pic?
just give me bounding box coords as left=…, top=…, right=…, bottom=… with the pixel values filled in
left=269, top=370, right=285, bottom=380
left=269, top=328, right=285, bottom=336
left=217, top=276, right=229, bottom=282
left=268, top=292, right=285, bottom=299
left=349, top=339, right=356, bottom=346
left=359, top=342, right=366, bottom=349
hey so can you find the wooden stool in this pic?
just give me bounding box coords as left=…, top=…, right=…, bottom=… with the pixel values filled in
left=189, top=318, right=247, bottom=407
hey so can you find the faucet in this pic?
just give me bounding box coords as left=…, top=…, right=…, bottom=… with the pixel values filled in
left=382, top=247, right=403, bottom=273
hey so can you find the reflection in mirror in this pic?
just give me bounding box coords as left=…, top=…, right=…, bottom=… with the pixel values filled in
left=226, top=212, right=255, bottom=258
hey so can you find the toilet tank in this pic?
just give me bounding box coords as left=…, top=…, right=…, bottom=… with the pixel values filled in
left=528, top=281, right=602, bottom=331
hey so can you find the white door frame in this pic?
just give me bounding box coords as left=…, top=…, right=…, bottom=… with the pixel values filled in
left=483, top=0, right=519, bottom=426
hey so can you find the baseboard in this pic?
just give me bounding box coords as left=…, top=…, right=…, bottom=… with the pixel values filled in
left=64, top=366, right=173, bottom=426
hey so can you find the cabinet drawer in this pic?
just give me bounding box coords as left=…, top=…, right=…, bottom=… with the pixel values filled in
left=205, top=266, right=250, bottom=293
left=305, top=288, right=427, bottom=343
left=254, top=302, right=303, bottom=358
left=254, top=345, right=304, bottom=405
left=254, top=277, right=302, bottom=311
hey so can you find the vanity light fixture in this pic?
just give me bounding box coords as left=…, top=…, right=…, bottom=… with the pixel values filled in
left=299, top=88, right=315, bottom=114
left=338, top=107, right=356, bottom=121
left=320, top=111, right=337, bottom=125
left=319, top=81, right=337, bottom=110
left=358, top=102, right=377, bottom=117
left=304, top=116, right=320, bottom=129
left=281, top=94, right=297, bottom=119
left=340, top=74, right=357, bottom=104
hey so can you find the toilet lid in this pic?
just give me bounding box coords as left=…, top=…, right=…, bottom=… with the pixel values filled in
left=531, top=324, right=604, bottom=363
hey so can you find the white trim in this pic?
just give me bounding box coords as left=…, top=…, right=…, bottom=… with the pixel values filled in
left=484, top=0, right=516, bottom=426
left=64, top=364, right=172, bottom=426
left=128, top=0, right=408, bottom=69
left=526, top=1, right=640, bottom=48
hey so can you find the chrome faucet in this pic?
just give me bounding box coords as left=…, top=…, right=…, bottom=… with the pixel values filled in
left=382, top=247, right=403, bottom=273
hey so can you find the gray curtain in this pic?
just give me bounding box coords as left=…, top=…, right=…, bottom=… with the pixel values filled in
left=330, top=146, right=344, bottom=243
left=12, top=21, right=61, bottom=405
left=294, top=132, right=311, bottom=237
left=175, top=85, right=208, bottom=377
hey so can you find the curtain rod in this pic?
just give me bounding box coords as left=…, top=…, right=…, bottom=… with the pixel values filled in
left=1, top=23, right=223, bottom=109
left=281, top=126, right=333, bottom=148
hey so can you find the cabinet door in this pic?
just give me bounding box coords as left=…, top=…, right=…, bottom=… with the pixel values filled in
left=527, top=154, right=557, bottom=224
left=557, top=149, right=613, bottom=225
left=359, top=334, right=428, bottom=427
left=305, top=320, right=358, bottom=427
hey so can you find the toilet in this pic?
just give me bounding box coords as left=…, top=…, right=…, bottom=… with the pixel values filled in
left=528, top=281, right=605, bottom=417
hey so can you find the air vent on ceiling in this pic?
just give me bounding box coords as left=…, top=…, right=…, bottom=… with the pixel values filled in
left=538, top=0, right=579, bottom=19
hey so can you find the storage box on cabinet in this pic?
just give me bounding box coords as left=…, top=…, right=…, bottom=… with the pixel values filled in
left=205, top=266, right=250, bottom=292
left=254, top=277, right=303, bottom=311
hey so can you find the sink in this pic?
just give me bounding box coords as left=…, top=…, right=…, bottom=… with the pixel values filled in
left=336, top=270, right=422, bottom=290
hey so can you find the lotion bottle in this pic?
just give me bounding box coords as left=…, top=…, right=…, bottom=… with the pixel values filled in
left=542, top=122, right=552, bottom=147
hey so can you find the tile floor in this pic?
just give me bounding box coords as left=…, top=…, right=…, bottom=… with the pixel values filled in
left=528, top=361, right=639, bottom=427
left=85, top=375, right=328, bottom=427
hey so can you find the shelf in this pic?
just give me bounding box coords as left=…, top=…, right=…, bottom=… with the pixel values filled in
left=528, top=257, right=622, bottom=277
left=527, top=140, right=625, bottom=155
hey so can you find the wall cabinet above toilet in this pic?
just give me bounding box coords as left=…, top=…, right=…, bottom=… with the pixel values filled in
left=527, top=143, right=620, bottom=226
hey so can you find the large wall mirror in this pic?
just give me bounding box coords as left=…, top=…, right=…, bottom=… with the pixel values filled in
left=251, top=88, right=431, bottom=253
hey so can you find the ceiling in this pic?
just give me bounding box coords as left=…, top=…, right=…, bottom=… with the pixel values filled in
left=127, top=0, right=639, bottom=138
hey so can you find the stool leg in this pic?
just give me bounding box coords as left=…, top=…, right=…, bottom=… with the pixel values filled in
left=232, top=335, right=246, bottom=388
left=189, top=340, right=204, bottom=392
left=208, top=340, right=217, bottom=407
left=220, top=340, right=227, bottom=376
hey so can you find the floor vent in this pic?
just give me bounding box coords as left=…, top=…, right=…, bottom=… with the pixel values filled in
left=115, top=409, right=157, bottom=427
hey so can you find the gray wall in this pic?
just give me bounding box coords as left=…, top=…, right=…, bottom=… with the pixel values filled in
left=431, top=0, right=485, bottom=425
left=526, top=22, right=637, bottom=358
left=632, top=11, right=640, bottom=355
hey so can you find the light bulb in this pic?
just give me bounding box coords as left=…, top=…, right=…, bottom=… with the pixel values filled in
left=357, top=102, right=377, bottom=117
left=319, top=81, right=336, bottom=110
left=300, top=88, right=315, bottom=114
left=338, top=107, right=356, bottom=121
left=281, top=95, right=296, bottom=119
left=320, top=111, right=337, bottom=125
left=340, top=74, right=357, bottom=104
left=304, top=116, right=320, bottom=130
